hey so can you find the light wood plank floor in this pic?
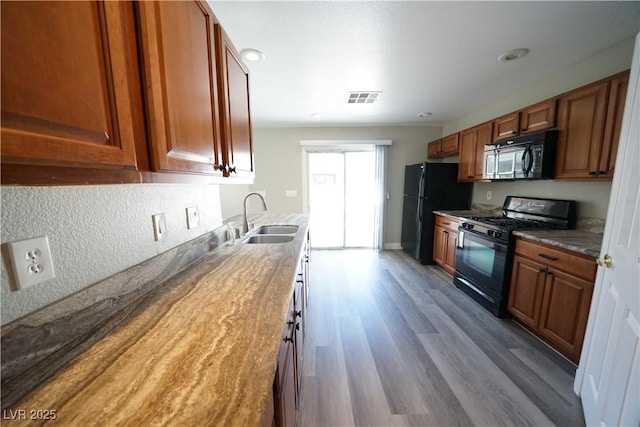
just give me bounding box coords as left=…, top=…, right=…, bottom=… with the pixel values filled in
left=299, top=249, right=585, bottom=427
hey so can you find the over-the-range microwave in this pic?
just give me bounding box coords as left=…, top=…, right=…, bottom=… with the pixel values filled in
left=483, top=130, right=558, bottom=180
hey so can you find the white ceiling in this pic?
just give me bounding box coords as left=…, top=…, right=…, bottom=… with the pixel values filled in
left=210, top=1, right=640, bottom=128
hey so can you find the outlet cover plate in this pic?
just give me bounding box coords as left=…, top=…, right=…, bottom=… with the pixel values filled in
left=7, top=236, right=55, bottom=290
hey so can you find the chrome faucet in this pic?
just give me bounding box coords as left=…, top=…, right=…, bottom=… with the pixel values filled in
left=243, top=192, right=268, bottom=234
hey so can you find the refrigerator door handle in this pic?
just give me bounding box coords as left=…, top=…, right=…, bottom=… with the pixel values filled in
left=417, top=169, right=425, bottom=222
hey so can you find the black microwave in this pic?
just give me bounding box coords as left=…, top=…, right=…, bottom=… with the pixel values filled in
left=483, top=130, right=558, bottom=180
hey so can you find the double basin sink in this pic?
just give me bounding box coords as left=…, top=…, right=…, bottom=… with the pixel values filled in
left=243, top=225, right=298, bottom=244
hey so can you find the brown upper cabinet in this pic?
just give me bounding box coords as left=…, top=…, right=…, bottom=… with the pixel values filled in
left=492, top=112, right=520, bottom=141
left=492, top=98, right=556, bottom=142
left=521, top=98, right=557, bottom=134
left=1, top=1, right=144, bottom=184
left=555, top=71, right=629, bottom=180
left=427, top=133, right=459, bottom=159
left=1, top=0, right=254, bottom=185
left=137, top=1, right=224, bottom=177
left=215, top=25, right=255, bottom=178
left=458, top=122, right=492, bottom=182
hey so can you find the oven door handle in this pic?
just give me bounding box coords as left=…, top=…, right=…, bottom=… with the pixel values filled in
left=457, top=230, right=465, bottom=248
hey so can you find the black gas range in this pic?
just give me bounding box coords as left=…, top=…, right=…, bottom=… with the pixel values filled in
left=453, top=196, right=576, bottom=317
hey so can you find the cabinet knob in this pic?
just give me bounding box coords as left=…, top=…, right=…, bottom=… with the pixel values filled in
left=597, top=254, right=613, bottom=268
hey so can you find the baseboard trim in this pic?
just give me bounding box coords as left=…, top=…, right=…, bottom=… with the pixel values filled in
left=384, top=243, right=402, bottom=250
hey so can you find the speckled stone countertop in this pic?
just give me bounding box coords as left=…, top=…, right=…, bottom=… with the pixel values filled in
left=5, top=214, right=310, bottom=427
left=512, top=230, right=603, bottom=258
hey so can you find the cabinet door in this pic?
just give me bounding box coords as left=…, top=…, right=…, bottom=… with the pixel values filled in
left=427, top=139, right=442, bottom=158
left=521, top=98, right=557, bottom=134
left=555, top=81, right=608, bottom=179
left=443, top=231, right=458, bottom=276
left=433, top=225, right=447, bottom=266
left=137, top=1, right=223, bottom=175
left=216, top=25, right=255, bottom=178
left=538, top=269, right=594, bottom=363
left=599, top=71, right=629, bottom=179
left=508, top=255, right=547, bottom=330
left=1, top=1, right=141, bottom=183
left=441, top=134, right=459, bottom=155
left=457, top=129, right=476, bottom=181
left=474, top=122, right=493, bottom=179
left=493, top=112, right=520, bottom=141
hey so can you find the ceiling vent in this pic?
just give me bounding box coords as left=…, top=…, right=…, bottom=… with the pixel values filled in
left=347, top=91, right=382, bottom=104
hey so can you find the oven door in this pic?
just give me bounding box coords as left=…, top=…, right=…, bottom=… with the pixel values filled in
left=454, top=229, right=508, bottom=300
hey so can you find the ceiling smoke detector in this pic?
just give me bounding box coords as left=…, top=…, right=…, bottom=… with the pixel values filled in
left=498, top=48, right=530, bottom=63
left=347, top=91, right=382, bottom=104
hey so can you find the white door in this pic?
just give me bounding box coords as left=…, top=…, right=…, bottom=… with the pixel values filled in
left=575, top=32, right=640, bottom=426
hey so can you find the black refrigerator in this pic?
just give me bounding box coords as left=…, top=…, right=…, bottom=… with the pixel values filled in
left=401, top=162, right=472, bottom=264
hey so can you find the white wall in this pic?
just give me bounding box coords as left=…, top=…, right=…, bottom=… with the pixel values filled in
left=246, top=126, right=442, bottom=246
left=1, top=184, right=223, bottom=324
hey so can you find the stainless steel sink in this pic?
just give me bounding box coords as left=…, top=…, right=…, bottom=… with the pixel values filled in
left=254, top=225, right=299, bottom=235
left=244, top=235, right=295, bottom=244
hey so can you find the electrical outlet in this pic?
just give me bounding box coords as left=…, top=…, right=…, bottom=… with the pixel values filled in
left=486, top=191, right=492, bottom=201
left=152, top=213, right=167, bottom=241
left=186, top=206, right=200, bottom=229
left=7, top=236, right=55, bottom=290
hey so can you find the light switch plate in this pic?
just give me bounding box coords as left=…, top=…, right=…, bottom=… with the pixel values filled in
left=186, top=206, right=200, bottom=229
left=152, top=213, right=167, bottom=241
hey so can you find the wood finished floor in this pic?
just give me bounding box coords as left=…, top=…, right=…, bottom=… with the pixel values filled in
left=298, top=249, right=585, bottom=427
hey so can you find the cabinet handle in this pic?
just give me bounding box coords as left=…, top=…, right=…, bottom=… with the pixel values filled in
left=228, top=166, right=237, bottom=174
left=511, top=130, right=517, bottom=135
left=467, top=175, right=474, bottom=179
left=588, top=171, right=598, bottom=176
left=294, top=310, right=302, bottom=318
left=443, top=221, right=451, bottom=226
left=283, top=336, right=294, bottom=343
left=295, top=323, right=300, bottom=331
left=538, top=267, right=551, bottom=275
left=538, top=253, right=558, bottom=261
left=219, top=163, right=228, bottom=173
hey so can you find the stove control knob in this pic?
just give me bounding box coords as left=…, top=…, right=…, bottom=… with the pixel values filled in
left=462, top=223, right=474, bottom=230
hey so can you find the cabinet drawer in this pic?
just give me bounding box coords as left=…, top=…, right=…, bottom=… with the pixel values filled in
left=515, top=239, right=597, bottom=281
left=435, top=215, right=460, bottom=233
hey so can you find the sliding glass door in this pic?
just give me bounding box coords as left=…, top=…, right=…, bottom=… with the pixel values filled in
left=307, top=150, right=375, bottom=248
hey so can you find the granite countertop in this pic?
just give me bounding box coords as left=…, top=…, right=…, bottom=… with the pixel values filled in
left=6, top=214, right=310, bottom=427
left=512, top=229, right=603, bottom=258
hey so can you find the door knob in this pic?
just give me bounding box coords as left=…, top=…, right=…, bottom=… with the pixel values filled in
left=597, top=254, right=613, bottom=268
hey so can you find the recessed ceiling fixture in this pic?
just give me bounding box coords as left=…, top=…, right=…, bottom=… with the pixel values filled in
left=240, top=48, right=265, bottom=63
left=347, top=91, right=382, bottom=104
left=417, top=112, right=432, bottom=118
left=498, top=48, right=529, bottom=63
left=311, top=113, right=323, bottom=118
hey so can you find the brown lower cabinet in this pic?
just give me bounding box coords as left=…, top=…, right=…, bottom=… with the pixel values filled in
left=433, top=215, right=461, bottom=275
left=508, top=238, right=596, bottom=363
left=265, top=233, right=309, bottom=427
